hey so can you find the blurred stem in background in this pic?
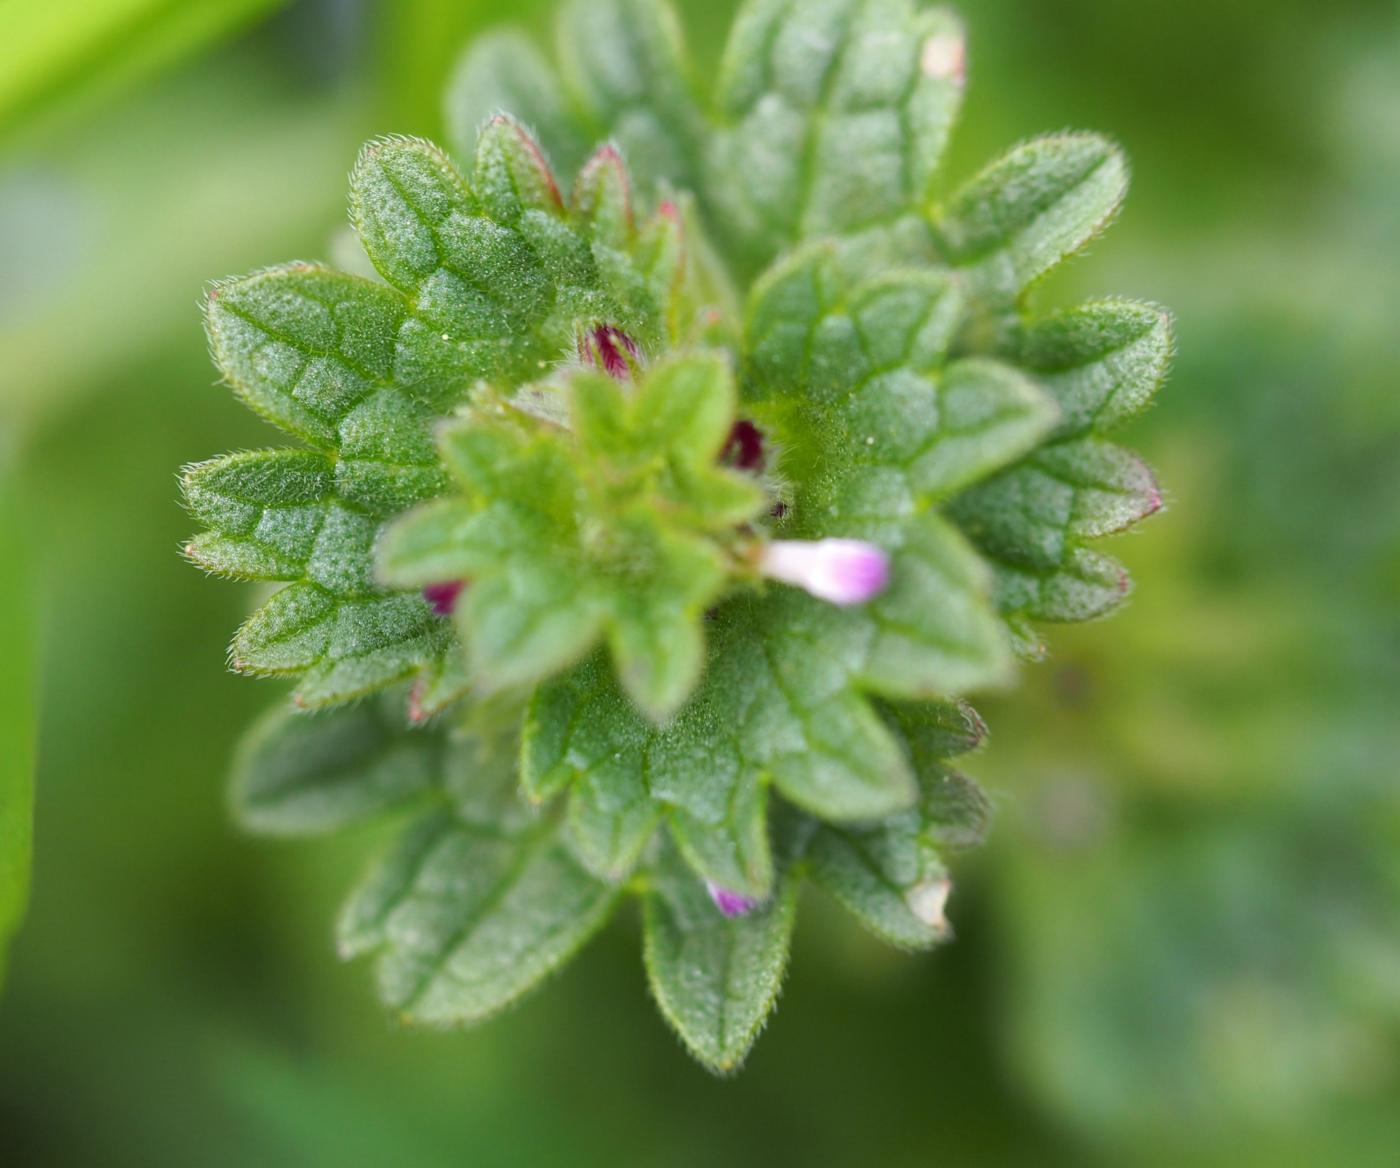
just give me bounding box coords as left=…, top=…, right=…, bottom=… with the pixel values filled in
left=0, top=0, right=369, bottom=448
left=0, top=469, right=34, bottom=990
left=0, top=0, right=290, bottom=147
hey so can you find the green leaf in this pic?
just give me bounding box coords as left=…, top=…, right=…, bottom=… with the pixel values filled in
left=555, top=0, right=705, bottom=200
left=206, top=263, right=413, bottom=446
left=0, top=482, right=34, bottom=988
left=806, top=701, right=991, bottom=949
left=570, top=146, right=634, bottom=248
left=408, top=641, right=475, bottom=725
left=348, top=135, right=557, bottom=393
left=473, top=114, right=568, bottom=223
left=746, top=246, right=1059, bottom=506
left=525, top=650, right=775, bottom=892
left=182, top=450, right=334, bottom=580
left=184, top=327, right=462, bottom=712
left=197, top=123, right=701, bottom=711
left=338, top=811, right=622, bottom=1025
left=1015, top=300, right=1173, bottom=437
left=524, top=592, right=915, bottom=898
left=643, top=839, right=797, bottom=1073
left=603, top=523, right=719, bottom=719
left=707, top=0, right=966, bottom=273
left=991, top=546, right=1130, bottom=623
left=446, top=30, right=589, bottom=181
left=231, top=584, right=450, bottom=708
left=604, top=350, right=736, bottom=466
left=746, top=246, right=1058, bottom=692
left=202, top=266, right=450, bottom=521
left=348, top=131, right=686, bottom=391
left=948, top=301, right=1171, bottom=625
left=380, top=353, right=763, bottom=721
left=379, top=419, right=608, bottom=692
left=949, top=438, right=1160, bottom=571
left=465, top=569, right=608, bottom=695
left=932, top=133, right=1129, bottom=305
left=374, top=496, right=484, bottom=585
left=231, top=697, right=444, bottom=836
left=447, top=1, right=707, bottom=214
left=520, top=250, right=1053, bottom=896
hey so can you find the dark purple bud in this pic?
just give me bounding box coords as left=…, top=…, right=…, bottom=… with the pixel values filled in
left=723, top=418, right=766, bottom=472
left=706, top=881, right=759, bottom=919
left=423, top=581, right=465, bottom=616
left=580, top=324, right=639, bottom=380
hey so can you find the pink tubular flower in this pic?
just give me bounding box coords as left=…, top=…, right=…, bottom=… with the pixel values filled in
left=706, top=881, right=759, bottom=919
left=579, top=324, right=639, bottom=380
left=422, top=581, right=465, bottom=616
left=760, top=538, right=890, bottom=606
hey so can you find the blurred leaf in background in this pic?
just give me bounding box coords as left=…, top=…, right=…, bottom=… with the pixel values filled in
left=376, top=0, right=548, bottom=136
left=970, top=2, right=1400, bottom=1156
left=0, top=3, right=366, bottom=446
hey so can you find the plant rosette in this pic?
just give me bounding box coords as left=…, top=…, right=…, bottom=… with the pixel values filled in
left=182, top=0, right=1169, bottom=1072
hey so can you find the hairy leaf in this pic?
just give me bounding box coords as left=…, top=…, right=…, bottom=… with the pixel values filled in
left=232, top=697, right=445, bottom=835
left=1014, top=300, right=1174, bottom=437
left=380, top=352, right=764, bottom=720
left=348, top=133, right=663, bottom=388
left=194, top=123, right=696, bottom=711
left=338, top=812, right=621, bottom=1025
left=643, top=839, right=797, bottom=1072
left=950, top=300, right=1171, bottom=624
left=197, top=263, right=455, bottom=706
left=709, top=0, right=966, bottom=273
left=523, top=244, right=1054, bottom=896
left=448, top=0, right=705, bottom=207
left=447, top=30, right=589, bottom=181
left=807, top=701, right=991, bottom=949
left=932, top=133, right=1128, bottom=306
left=555, top=0, right=705, bottom=199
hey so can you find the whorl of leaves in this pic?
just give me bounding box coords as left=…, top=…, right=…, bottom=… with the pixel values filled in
left=183, top=0, right=1169, bottom=1072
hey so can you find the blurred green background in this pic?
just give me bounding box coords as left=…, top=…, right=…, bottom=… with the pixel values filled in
left=2, top=0, right=1398, bottom=1163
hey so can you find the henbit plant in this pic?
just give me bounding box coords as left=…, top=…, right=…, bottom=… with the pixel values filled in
left=180, top=0, right=1170, bottom=1072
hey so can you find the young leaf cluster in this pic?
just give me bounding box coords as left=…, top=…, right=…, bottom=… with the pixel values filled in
left=182, top=0, right=1171, bottom=1072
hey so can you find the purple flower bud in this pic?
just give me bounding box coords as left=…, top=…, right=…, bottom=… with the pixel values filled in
left=760, top=538, right=890, bottom=606
left=722, top=418, right=767, bottom=472
left=423, top=581, right=465, bottom=616
left=706, top=881, right=759, bottom=919
left=579, top=324, right=639, bottom=380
